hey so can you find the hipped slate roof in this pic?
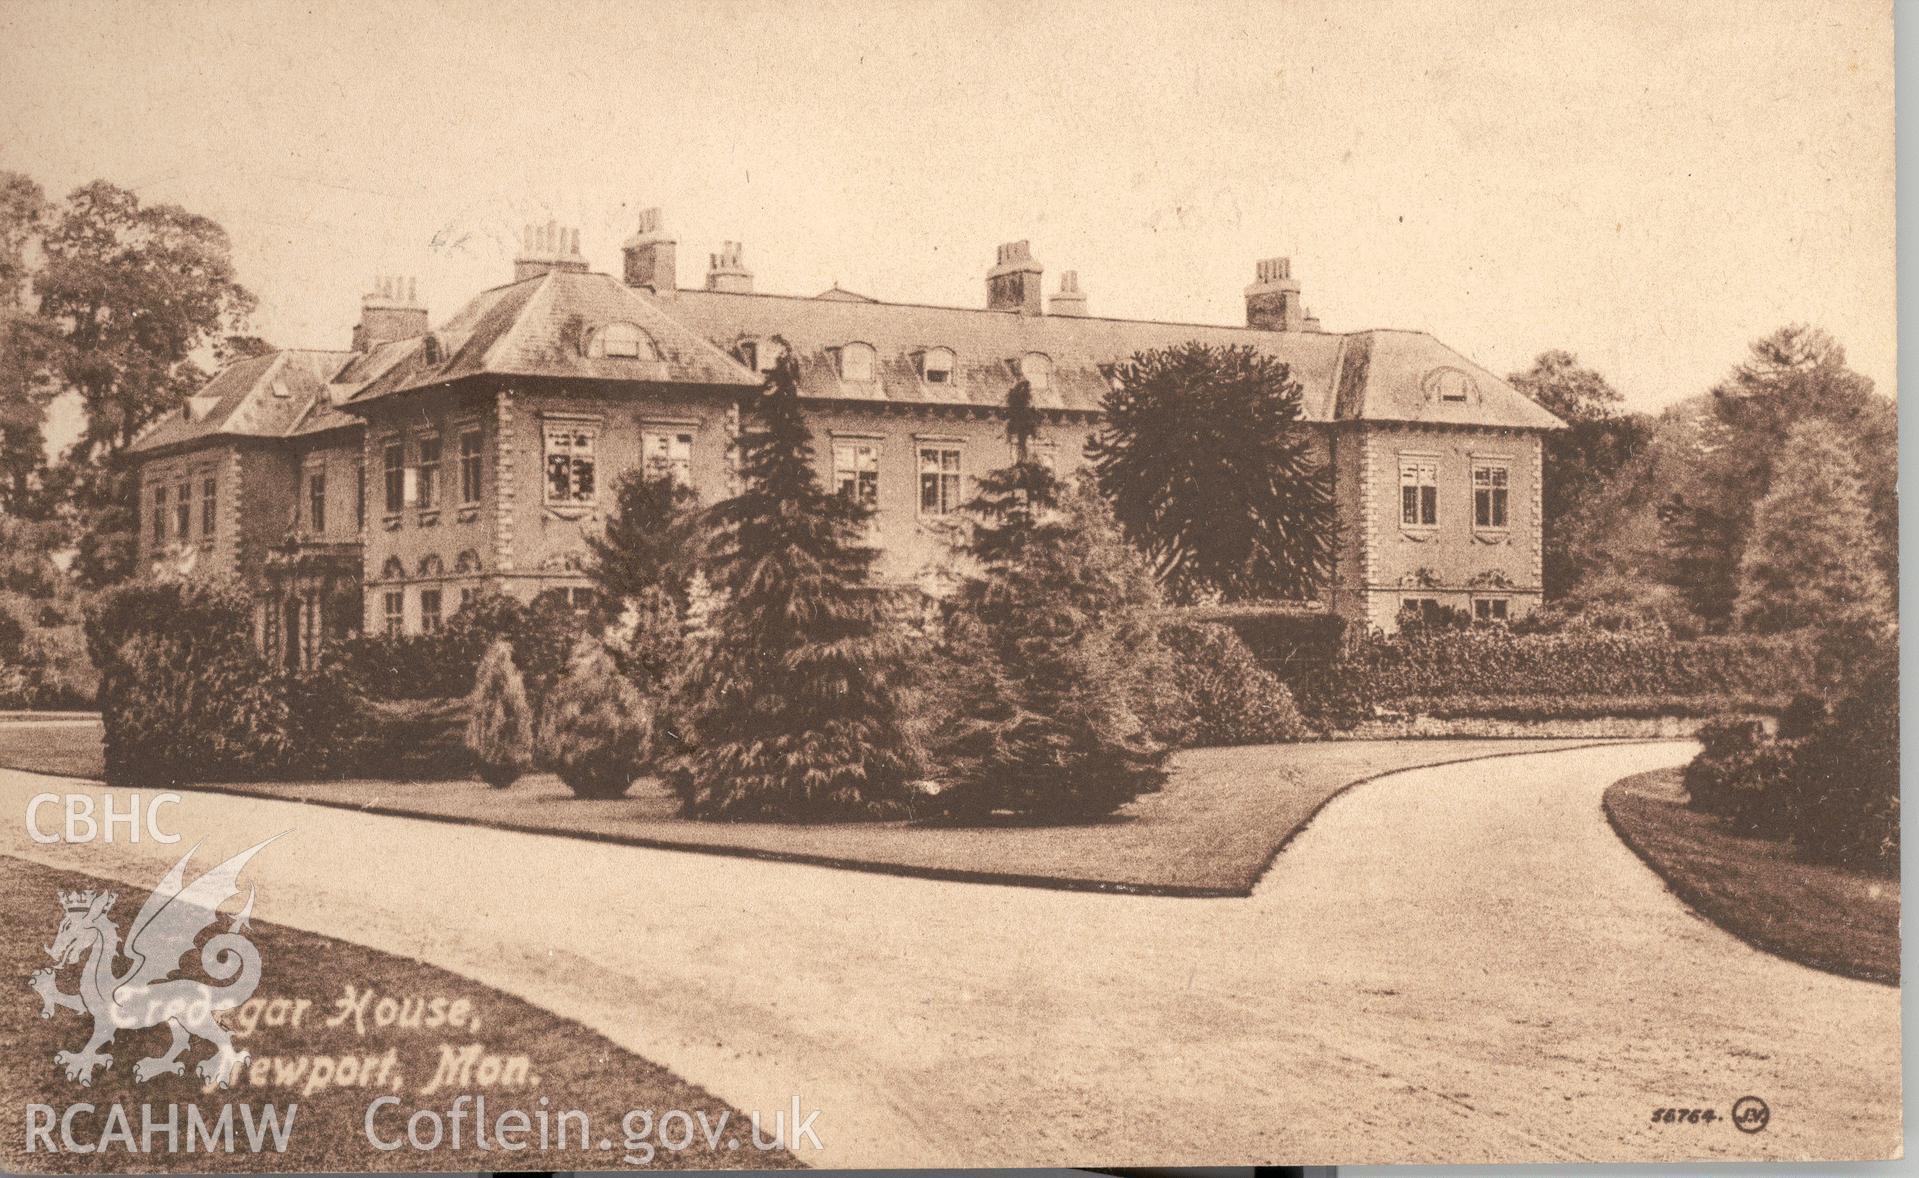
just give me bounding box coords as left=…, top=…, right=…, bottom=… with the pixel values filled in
left=129, top=349, right=354, bottom=454
left=662, top=288, right=1562, bottom=429
left=135, top=265, right=1560, bottom=456
left=342, top=269, right=761, bottom=406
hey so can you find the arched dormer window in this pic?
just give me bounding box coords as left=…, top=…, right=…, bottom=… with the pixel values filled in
left=1423, top=367, right=1477, bottom=404
left=380, top=556, right=405, bottom=580
left=421, top=334, right=444, bottom=365
left=836, top=342, right=877, bottom=382
left=915, top=347, right=956, bottom=385
left=454, top=548, right=480, bottom=573
left=1018, top=352, right=1053, bottom=391
left=586, top=321, right=655, bottom=359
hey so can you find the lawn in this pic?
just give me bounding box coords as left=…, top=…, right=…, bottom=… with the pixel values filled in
left=0, top=855, right=800, bottom=1172
left=0, top=721, right=1605, bottom=896
left=1604, top=766, right=1899, bottom=985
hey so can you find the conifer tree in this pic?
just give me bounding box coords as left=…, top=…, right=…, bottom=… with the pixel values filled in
left=1734, top=418, right=1892, bottom=635
left=543, top=638, right=650, bottom=799
left=933, top=382, right=1169, bottom=820
left=670, top=351, right=921, bottom=820
left=465, top=639, right=533, bottom=788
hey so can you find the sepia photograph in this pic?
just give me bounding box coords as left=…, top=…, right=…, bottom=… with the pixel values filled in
left=0, top=0, right=1901, bottom=1171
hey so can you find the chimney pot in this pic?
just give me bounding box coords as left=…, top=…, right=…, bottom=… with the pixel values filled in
left=514, top=220, right=589, bottom=281
left=1246, top=255, right=1308, bottom=331
left=987, top=239, right=1044, bottom=315
left=1049, top=269, right=1088, bottom=317
left=353, top=273, right=428, bottom=351
left=622, top=206, right=677, bottom=297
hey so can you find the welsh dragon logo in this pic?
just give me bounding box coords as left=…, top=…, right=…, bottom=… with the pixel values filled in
left=29, top=837, right=277, bottom=1088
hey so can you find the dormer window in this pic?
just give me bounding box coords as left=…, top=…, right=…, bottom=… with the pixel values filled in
left=837, top=342, right=877, bottom=382
left=915, top=347, right=955, bottom=385
left=1424, top=367, right=1476, bottom=404
left=737, top=340, right=758, bottom=371
left=588, top=321, right=652, bottom=359
left=1018, top=352, right=1052, bottom=391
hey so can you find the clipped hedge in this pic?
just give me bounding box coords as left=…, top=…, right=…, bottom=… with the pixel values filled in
left=1293, top=624, right=1812, bottom=729
left=332, top=591, right=582, bottom=703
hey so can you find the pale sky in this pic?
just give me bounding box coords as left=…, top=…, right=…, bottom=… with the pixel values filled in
left=0, top=0, right=1896, bottom=440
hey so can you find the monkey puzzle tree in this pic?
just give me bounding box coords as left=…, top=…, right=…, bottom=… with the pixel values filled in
left=669, top=351, right=922, bottom=820
left=1089, top=342, right=1334, bottom=604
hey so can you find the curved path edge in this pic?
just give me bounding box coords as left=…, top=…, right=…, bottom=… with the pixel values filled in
left=1601, top=771, right=1899, bottom=988
left=11, top=737, right=1651, bottom=899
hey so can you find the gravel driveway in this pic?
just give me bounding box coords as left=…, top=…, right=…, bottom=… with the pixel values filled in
left=0, top=740, right=1899, bottom=1165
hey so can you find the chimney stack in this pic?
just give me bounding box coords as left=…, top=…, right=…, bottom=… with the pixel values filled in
left=352, top=275, right=429, bottom=352
left=622, top=207, right=677, bottom=298
left=987, top=240, right=1044, bottom=315
left=1049, top=270, right=1087, bottom=317
left=513, top=220, right=589, bottom=282
left=705, top=241, right=753, bottom=294
left=1245, top=256, right=1307, bottom=332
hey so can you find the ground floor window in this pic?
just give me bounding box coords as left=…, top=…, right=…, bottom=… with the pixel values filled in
left=420, top=588, right=442, bottom=634
left=383, top=590, right=404, bottom=635
left=1474, top=596, right=1510, bottom=622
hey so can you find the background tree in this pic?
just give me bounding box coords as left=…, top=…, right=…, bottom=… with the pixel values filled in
left=1657, top=325, right=1894, bottom=626
left=669, top=351, right=921, bottom=820
left=0, top=172, right=51, bottom=516
left=1733, top=418, right=1891, bottom=635
left=932, top=384, right=1169, bottom=820
left=1089, top=342, right=1334, bottom=603
left=466, top=639, right=534, bottom=788
left=1507, top=350, right=1652, bottom=599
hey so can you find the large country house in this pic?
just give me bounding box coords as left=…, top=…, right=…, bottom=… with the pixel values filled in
left=128, top=213, right=1561, bottom=665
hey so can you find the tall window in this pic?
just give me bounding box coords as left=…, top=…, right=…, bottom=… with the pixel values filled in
left=416, top=434, right=441, bottom=511
left=306, top=468, right=327, bottom=533
left=419, top=588, right=442, bottom=634
left=152, top=485, right=167, bottom=543
left=643, top=430, right=693, bottom=487
left=459, top=428, right=483, bottom=504
left=201, top=475, right=217, bottom=537
left=355, top=461, right=366, bottom=530
left=833, top=440, right=879, bottom=505
left=918, top=446, right=962, bottom=515
left=175, top=481, right=192, bottom=539
left=383, top=440, right=405, bottom=514
left=544, top=423, right=597, bottom=504
left=1400, top=457, right=1438, bottom=527
left=383, top=590, right=404, bottom=636
left=1473, top=462, right=1509, bottom=530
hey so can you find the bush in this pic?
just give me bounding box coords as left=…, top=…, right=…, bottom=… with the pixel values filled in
left=332, top=590, right=583, bottom=704
left=356, top=697, right=472, bottom=780
left=1787, top=654, right=1898, bottom=869
left=543, top=640, right=650, bottom=799
left=1155, top=619, right=1307, bottom=747
left=86, top=578, right=292, bottom=785
left=1683, top=718, right=1796, bottom=834
left=466, top=640, right=534, bottom=788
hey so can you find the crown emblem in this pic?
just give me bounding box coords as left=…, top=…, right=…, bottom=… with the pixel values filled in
left=58, top=890, right=107, bottom=913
